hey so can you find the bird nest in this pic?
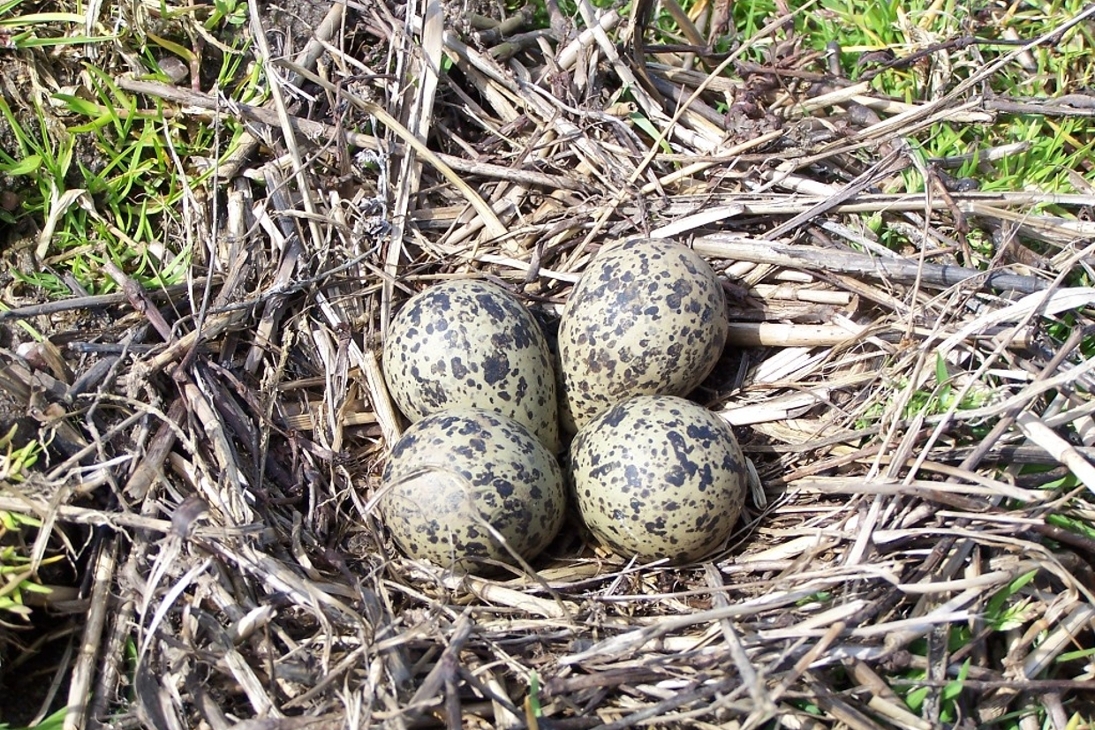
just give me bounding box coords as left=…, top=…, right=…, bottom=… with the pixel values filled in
left=2, top=1, right=1095, bottom=728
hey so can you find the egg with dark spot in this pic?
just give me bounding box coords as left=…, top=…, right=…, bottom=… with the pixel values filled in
left=570, top=395, right=747, bottom=564
left=558, top=239, right=728, bottom=431
left=382, top=279, right=560, bottom=452
left=379, top=408, right=566, bottom=571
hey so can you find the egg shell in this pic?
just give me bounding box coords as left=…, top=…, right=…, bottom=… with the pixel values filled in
left=382, top=279, right=560, bottom=452
left=558, top=239, right=728, bottom=431
left=379, top=408, right=566, bottom=572
left=570, top=395, right=746, bottom=564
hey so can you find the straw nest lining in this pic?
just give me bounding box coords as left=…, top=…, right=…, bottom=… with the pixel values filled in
left=3, top=0, right=1095, bottom=727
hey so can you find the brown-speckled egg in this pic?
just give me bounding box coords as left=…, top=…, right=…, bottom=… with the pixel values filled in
left=570, top=395, right=746, bottom=564
left=382, top=279, right=560, bottom=452
left=558, top=239, right=728, bottom=432
left=379, top=408, right=566, bottom=571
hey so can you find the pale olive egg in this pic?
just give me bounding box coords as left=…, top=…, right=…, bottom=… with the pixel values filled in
left=558, top=239, right=728, bottom=432
left=382, top=279, right=560, bottom=452
left=379, top=408, right=566, bottom=571
left=570, top=395, right=747, bottom=564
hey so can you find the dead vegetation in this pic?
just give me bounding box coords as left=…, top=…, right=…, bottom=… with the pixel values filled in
left=2, top=0, right=1095, bottom=727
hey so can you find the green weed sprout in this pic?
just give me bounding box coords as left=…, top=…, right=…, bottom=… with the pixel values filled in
left=0, top=707, right=67, bottom=730
left=0, top=427, right=50, bottom=619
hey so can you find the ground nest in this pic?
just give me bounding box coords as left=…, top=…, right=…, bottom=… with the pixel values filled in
left=2, top=0, right=1095, bottom=728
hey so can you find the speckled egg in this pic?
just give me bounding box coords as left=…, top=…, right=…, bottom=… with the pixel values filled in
left=570, top=395, right=747, bottom=564
left=558, top=239, right=728, bottom=432
left=382, top=279, right=560, bottom=452
left=379, top=408, right=566, bottom=571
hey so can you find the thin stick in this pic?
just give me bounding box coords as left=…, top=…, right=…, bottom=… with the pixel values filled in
left=694, top=237, right=1048, bottom=294
left=64, top=536, right=117, bottom=730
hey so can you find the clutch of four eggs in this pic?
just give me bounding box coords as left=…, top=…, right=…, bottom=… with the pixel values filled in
left=376, top=240, right=748, bottom=569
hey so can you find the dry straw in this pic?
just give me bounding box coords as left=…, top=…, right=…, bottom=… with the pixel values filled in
left=3, top=0, right=1095, bottom=728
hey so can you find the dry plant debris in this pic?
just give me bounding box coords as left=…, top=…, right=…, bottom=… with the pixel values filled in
left=1, top=0, right=1095, bottom=728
